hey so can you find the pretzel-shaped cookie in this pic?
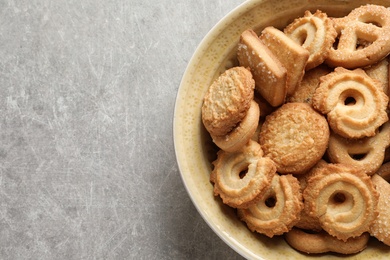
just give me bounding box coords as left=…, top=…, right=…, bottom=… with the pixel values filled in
left=284, top=10, right=337, bottom=71
left=312, top=67, right=389, bottom=138
left=285, top=228, right=370, bottom=255
left=303, top=163, right=378, bottom=241
left=210, top=140, right=275, bottom=209
left=238, top=174, right=303, bottom=237
left=327, top=121, right=390, bottom=176
left=327, top=4, right=390, bottom=69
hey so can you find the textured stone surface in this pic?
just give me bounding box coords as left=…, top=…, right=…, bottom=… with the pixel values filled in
left=0, top=0, right=244, bottom=259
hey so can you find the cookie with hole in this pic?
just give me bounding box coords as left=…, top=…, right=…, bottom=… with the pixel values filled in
left=303, top=163, right=379, bottom=241
left=210, top=140, right=275, bottom=209
left=312, top=67, right=389, bottom=139
left=237, top=174, right=303, bottom=238
left=326, top=4, right=390, bottom=69
left=284, top=10, right=337, bottom=71
left=327, top=121, right=390, bottom=176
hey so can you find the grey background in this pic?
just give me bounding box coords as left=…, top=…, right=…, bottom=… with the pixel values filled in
left=0, top=0, right=246, bottom=259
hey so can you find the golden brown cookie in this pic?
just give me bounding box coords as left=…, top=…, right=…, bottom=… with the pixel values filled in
left=295, top=161, right=327, bottom=232
left=365, top=57, right=389, bottom=96
left=210, top=140, right=275, bottom=208
left=370, top=174, right=390, bottom=246
left=285, top=228, right=370, bottom=255
left=237, top=29, right=287, bottom=107
left=202, top=66, right=255, bottom=136
left=327, top=121, right=390, bottom=176
left=303, top=163, right=379, bottom=241
left=284, top=10, right=337, bottom=70
left=259, top=26, right=309, bottom=95
left=238, top=174, right=303, bottom=238
left=312, top=67, right=389, bottom=139
left=286, top=64, right=332, bottom=104
left=326, top=4, right=390, bottom=69
left=259, top=102, right=329, bottom=174
left=211, top=100, right=260, bottom=152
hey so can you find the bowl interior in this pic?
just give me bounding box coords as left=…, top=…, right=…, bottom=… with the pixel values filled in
left=174, top=0, right=390, bottom=258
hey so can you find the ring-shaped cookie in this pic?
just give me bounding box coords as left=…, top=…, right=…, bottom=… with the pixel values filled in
left=312, top=67, right=388, bottom=138
left=210, top=140, right=275, bottom=209
left=327, top=4, right=390, bottom=69
left=327, top=121, right=390, bottom=176
left=284, top=10, right=337, bottom=70
left=238, top=174, right=303, bottom=237
left=211, top=100, right=260, bottom=152
left=303, top=164, right=378, bottom=241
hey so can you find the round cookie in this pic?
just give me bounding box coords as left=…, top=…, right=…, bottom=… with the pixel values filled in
left=211, top=100, right=260, bottom=153
left=303, top=163, right=379, bottom=241
left=238, top=174, right=303, bottom=238
left=210, top=140, right=275, bottom=209
left=312, top=67, right=389, bottom=139
left=284, top=10, right=337, bottom=71
left=202, top=66, right=255, bottom=136
left=259, top=102, right=329, bottom=174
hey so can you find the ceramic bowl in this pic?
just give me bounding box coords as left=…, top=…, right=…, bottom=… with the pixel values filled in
left=174, top=0, right=390, bottom=258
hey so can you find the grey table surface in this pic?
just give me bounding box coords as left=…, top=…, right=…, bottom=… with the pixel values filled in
left=0, top=0, right=247, bottom=259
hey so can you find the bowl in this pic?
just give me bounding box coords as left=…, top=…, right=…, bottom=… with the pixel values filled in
left=173, top=0, right=390, bottom=258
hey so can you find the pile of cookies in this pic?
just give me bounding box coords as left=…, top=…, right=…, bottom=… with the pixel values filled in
left=201, top=4, right=390, bottom=255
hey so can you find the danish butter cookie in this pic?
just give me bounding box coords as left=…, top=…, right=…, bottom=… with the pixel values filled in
left=370, top=174, right=390, bottom=246
left=237, top=29, right=287, bottom=107
left=211, top=100, right=260, bottom=153
left=327, top=4, right=390, bottom=69
left=303, top=163, right=379, bottom=241
left=259, top=103, right=329, bottom=174
left=286, top=64, right=332, bottom=104
left=284, top=10, right=337, bottom=70
left=238, top=174, right=303, bottom=238
left=259, top=26, right=309, bottom=95
left=202, top=66, right=255, bottom=136
left=312, top=67, right=389, bottom=138
left=210, top=140, right=275, bottom=209
left=327, top=121, right=390, bottom=176
left=365, top=58, right=389, bottom=95
left=295, top=161, right=327, bottom=231
left=285, top=228, right=370, bottom=255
